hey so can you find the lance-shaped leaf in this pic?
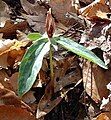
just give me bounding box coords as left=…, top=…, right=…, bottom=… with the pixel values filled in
left=56, top=37, right=107, bottom=69
left=18, top=38, right=50, bottom=96
left=27, top=33, right=42, bottom=41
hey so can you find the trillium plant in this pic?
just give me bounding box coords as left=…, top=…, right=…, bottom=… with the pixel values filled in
left=18, top=8, right=107, bottom=96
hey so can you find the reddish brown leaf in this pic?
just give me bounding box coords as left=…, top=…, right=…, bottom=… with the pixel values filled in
left=0, top=105, right=35, bottom=120
left=0, top=20, right=28, bottom=38
left=0, top=83, right=34, bottom=115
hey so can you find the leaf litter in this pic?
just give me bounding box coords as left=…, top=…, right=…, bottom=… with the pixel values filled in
left=0, top=0, right=111, bottom=120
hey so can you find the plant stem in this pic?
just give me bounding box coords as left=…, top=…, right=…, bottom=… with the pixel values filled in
left=49, top=44, right=54, bottom=82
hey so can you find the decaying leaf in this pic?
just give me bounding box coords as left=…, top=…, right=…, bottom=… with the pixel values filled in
left=95, top=113, right=110, bottom=120
left=49, top=0, right=78, bottom=26
left=95, top=98, right=111, bottom=120
left=0, top=83, right=33, bottom=113
left=0, top=105, right=35, bottom=120
left=79, top=0, right=111, bottom=20
left=0, top=38, right=30, bottom=68
left=0, top=69, right=13, bottom=91
left=54, top=55, right=81, bottom=92
left=22, top=91, right=36, bottom=104
left=79, top=0, right=93, bottom=4
left=83, top=61, right=110, bottom=102
left=20, top=0, right=47, bottom=33
left=0, top=1, right=10, bottom=27
left=0, top=20, right=28, bottom=38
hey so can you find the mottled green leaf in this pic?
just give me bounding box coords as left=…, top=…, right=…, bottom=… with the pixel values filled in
left=18, top=38, right=50, bottom=96
left=27, top=33, right=42, bottom=41
left=56, top=37, right=107, bottom=69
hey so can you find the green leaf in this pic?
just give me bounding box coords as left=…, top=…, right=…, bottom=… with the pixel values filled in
left=27, top=33, right=42, bottom=41
left=56, top=37, right=107, bottom=69
left=18, top=38, right=50, bottom=96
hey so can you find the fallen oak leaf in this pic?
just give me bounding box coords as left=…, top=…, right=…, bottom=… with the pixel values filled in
left=0, top=20, right=28, bottom=38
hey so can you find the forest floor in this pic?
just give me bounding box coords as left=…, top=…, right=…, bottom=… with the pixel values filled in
left=0, top=0, right=111, bottom=120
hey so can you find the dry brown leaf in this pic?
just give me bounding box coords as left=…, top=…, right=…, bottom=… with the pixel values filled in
left=0, top=83, right=33, bottom=113
left=0, top=39, right=29, bottom=68
left=49, top=0, right=78, bottom=26
left=0, top=20, right=28, bottom=38
left=0, top=70, right=13, bottom=91
left=36, top=95, right=62, bottom=119
left=0, top=1, right=10, bottom=28
left=22, top=91, right=36, bottom=104
left=79, top=0, right=111, bottom=20
left=83, top=61, right=110, bottom=102
left=20, top=0, right=47, bottom=33
left=9, top=72, right=19, bottom=93
left=0, top=71, right=18, bottom=94
left=95, top=113, right=110, bottom=120
left=0, top=70, right=36, bottom=108
left=0, top=105, right=35, bottom=120
left=99, top=100, right=111, bottom=119
left=54, top=55, right=82, bottom=92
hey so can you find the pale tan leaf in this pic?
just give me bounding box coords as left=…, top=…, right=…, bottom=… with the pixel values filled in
left=0, top=38, right=30, bottom=68
left=83, top=61, right=110, bottom=102
left=0, top=1, right=10, bottom=27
